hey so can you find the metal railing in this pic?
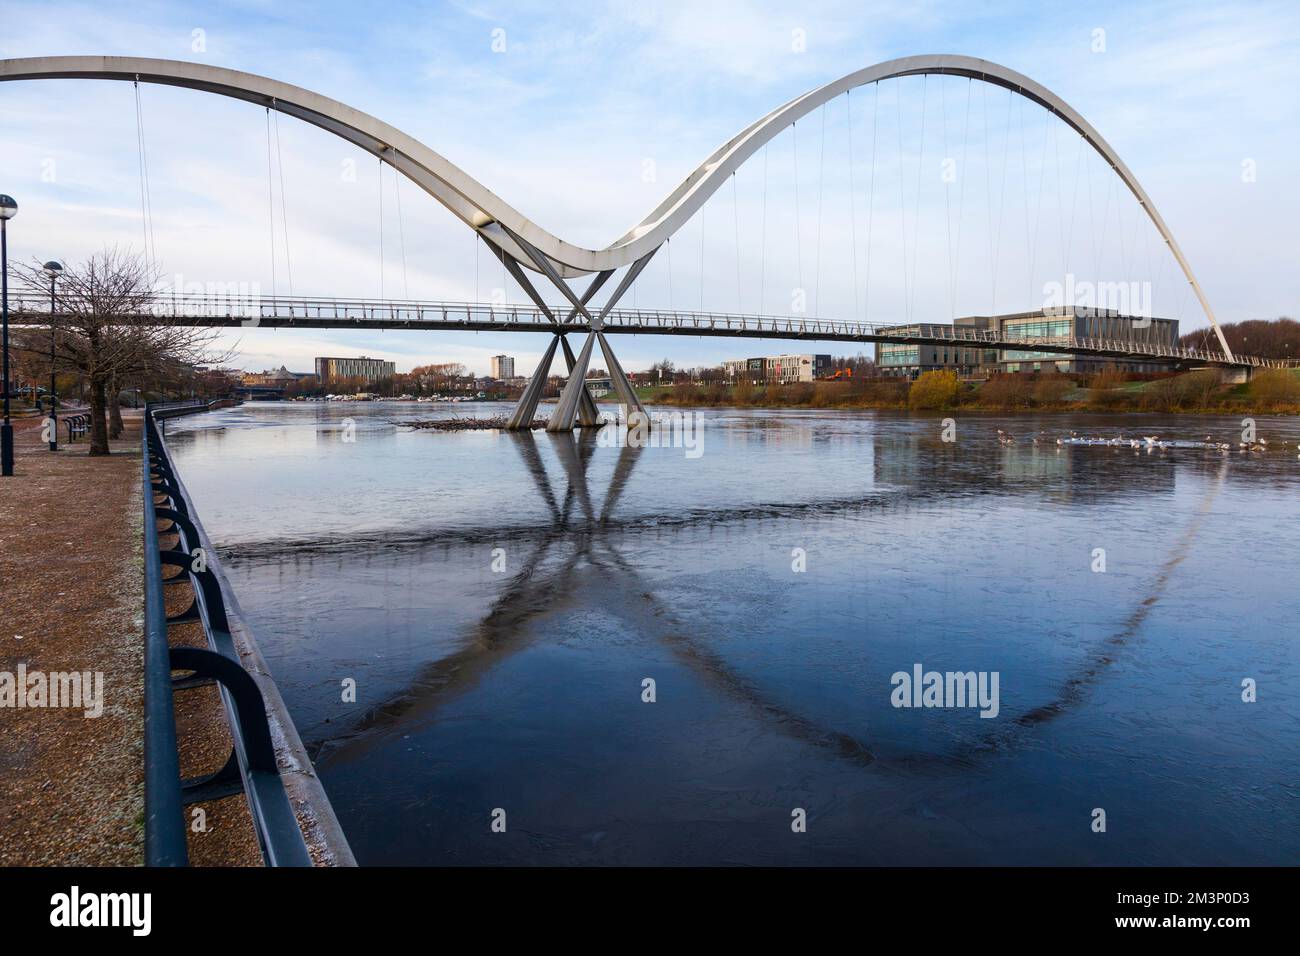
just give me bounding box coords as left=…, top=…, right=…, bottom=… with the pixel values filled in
left=143, top=400, right=312, bottom=866
left=63, top=413, right=89, bottom=442
left=10, top=290, right=1297, bottom=368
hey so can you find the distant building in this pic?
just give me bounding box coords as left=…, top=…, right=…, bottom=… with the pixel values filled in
left=241, top=365, right=311, bottom=386
left=314, top=356, right=396, bottom=384
left=875, top=309, right=1180, bottom=378
left=999, top=309, right=1179, bottom=374
left=723, top=354, right=831, bottom=385
left=877, top=318, right=997, bottom=379
left=490, top=355, right=516, bottom=380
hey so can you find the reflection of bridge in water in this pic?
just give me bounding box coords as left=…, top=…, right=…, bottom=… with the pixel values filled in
left=208, top=425, right=1217, bottom=776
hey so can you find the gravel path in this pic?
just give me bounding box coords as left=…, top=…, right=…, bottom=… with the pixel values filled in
left=0, top=408, right=261, bottom=865
left=0, top=411, right=146, bottom=864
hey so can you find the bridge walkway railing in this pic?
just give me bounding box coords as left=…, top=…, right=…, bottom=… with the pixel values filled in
left=9, top=291, right=1296, bottom=368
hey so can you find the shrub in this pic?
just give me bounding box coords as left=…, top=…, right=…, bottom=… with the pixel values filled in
left=1175, top=369, right=1223, bottom=408
left=786, top=382, right=816, bottom=405
left=1087, top=368, right=1129, bottom=390
left=859, top=379, right=909, bottom=405
left=1248, top=369, right=1300, bottom=405
left=1083, top=368, right=1132, bottom=410
left=908, top=370, right=961, bottom=409
left=978, top=374, right=1034, bottom=409
left=1031, top=374, right=1074, bottom=406
left=812, top=381, right=851, bottom=406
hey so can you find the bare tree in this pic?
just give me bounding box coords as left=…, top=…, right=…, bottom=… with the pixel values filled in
left=15, top=247, right=230, bottom=455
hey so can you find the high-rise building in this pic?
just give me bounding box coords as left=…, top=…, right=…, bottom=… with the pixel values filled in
left=314, top=356, right=396, bottom=384
left=490, top=355, right=516, bottom=380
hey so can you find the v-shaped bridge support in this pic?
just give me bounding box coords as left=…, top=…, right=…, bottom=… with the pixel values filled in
left=485, top=226, right=656, bottom=432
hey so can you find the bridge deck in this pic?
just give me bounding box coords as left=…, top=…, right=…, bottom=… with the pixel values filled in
left=8, top=293, right=1291, bottom=368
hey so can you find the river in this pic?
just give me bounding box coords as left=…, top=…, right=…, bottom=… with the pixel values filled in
left=163, top=401, right=1299, bottom=865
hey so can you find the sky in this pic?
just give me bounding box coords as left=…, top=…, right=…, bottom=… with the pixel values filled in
left=1, top=0, right=1298, bottom=376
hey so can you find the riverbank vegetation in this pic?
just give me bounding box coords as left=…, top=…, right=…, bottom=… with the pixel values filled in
left=643, top=367, right=1300, bottom=415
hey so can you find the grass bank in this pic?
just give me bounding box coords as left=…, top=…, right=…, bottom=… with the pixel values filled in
left=639, top=368, right=1300, bottom=415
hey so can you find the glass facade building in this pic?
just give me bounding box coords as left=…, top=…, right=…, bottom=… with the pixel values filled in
left=875, top=309, right=1180, bottom=377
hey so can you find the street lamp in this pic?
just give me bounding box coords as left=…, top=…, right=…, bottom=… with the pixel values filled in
left=1, top=194, right=17, bottom=477
left=43, top=260, right=63, bottom=451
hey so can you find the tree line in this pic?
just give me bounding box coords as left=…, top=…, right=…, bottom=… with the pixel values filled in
left=1179, top=317, right=1298, bottom=359
left=11, top=248, right=228, bottom=456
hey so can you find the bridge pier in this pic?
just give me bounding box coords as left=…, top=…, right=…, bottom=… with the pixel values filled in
left=560, top=334, right=602, bottom=427
left=506, top=336, right=558, bottom=429
left=490, top=226, right=655, bottom=432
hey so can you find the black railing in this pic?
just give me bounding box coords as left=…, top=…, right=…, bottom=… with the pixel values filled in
left=63, top=413, right=89, bottom=442
left=143, top=400, right=313, bottom=866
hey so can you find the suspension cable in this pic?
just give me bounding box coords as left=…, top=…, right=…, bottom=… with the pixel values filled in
left=941, top=77, right=954, bottom=320
left=666, top=236, right=673, bottom=310
left=133, top=78, right=157, bottom=271
left=264, top=107, right=278, bottom=297
left=1051, top=113, right=1066, bottom=281
left=1089, top=141, right=1111, bottom=286
left=731, top=172, right=742, bottom=313
left=792, top=121, right=803, bottom=305
left=759, top=143, right=768, bottom=314
left=698, top=205, right=705, bottom=312
left=847, top=90, right=860, bottom=321
left=813, top=103, right=826, bottom=316
left=1087, top=145, right=1100, bottom=281
left=1063, top=130, right=1085, bottom=283
left=1018, top=96, right=1030, bottom=306
left=1110, top=175, right=1125, bottom=292
left=864, top=82, right=878, bottom=322
left=393, top=159, right=409, bottom=298
left=909, top=74, right=928, bottom=323
left=987, top=85, right=1013, bottom=315
left=272, top=101, right=294, bottom=296
left=952, top=78, right=973, bottom=321
left=378, top=155, right=385, bottom=299
left=1026, top=106, right=1051, bottom=307
left=896, top=80, right=909, bottom=321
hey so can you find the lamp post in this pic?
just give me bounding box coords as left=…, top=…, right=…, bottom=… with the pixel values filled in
left=1, top=194, right=17, bottom=477
left=43, top=260, right=63, bottom=451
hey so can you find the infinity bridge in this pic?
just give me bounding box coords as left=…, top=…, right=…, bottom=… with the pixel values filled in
left=3, top=52, right=1288, bottom=432
left=7, top=291, right=1288, bottom=370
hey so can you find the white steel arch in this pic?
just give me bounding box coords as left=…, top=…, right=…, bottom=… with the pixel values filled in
left=0, top=53, right=1233, bottom=358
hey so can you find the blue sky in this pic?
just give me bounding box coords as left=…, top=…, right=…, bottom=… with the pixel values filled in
left=1, top=0, right=1297, bottom=375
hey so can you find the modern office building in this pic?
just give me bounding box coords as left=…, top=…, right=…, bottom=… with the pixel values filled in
left=998, top=309, right=1179, bottom=374
left=314, top=356, right=397, bottom=384
left=723, top=354, right=832, bottom=384
left=877, top=317, right=997, bottom=378
left=875, top=309, right=1180, bottom=378
left=490, top=355, right=516, bottom=379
